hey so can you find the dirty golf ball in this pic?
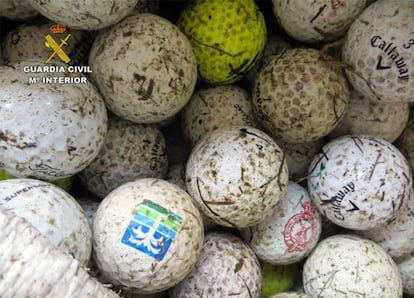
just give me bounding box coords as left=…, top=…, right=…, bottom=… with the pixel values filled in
left=171, top=231, right=262, bottom=298
left=253, top=48, right=349, bottom=143
left=89, top=14, right=197, bottom=124
left=0, top=178, right=92, bottom=265
left=92, top=178, right=204, bottom=293
left=0, top=0, right=39, bottom=20
left=27, top=0, right=138, bottom=30
left=342, top=0, right=414, bottom=102
left=328, top=88, right=410, bottom=143
left=303, top=234, right=402, bottom=297
left=186, top=126, right=289, bottom=228
left=396, top=253, right=414, bottom=295
left=272, top=0, right=366, bottom=43
left=78, top=117, right=168, bottom=198
left=0, top=61, right=108, bottom=180
left=308, top=134, right=412, bottom=230
left=181, top=85, right=258, bottom=146
left=395, top=116, right=414, bottom=173
left=177, top=0, right=267, bottom=84
left=243, top=182, right=322, bottom=265
left=358, top=188, right=414, bottom=258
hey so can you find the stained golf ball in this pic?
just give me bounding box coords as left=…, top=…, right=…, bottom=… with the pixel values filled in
left=308, top=134, right=412, bottom=230
left=92, top=178, right=204, bottom=294
left=0, top=178, right=92, bottom=265
left=342, top=0, right=414, bottom=102
left=272, top=0, right=366, bottom=43
left=253, top=48, right=349, bottom=143
left=78, top=117, right=168, bottom=198
left=0, top=61, right=108, bottom=180
left=171, top=231, right=262, bottom=298
left=177, top=0, right=267, bottom=84
left=328, top=87, right=410, bottom=142
left=27, top=0, right=138, bottom=30
left=181, top=85, right=258, bottom=146
left=243, top=182, right=322, bottom=265
left=186, top=126, right=289, bottom=228
left=89, top=14, right=197, bottom=124
left=303, top=234, right=402, bottom=297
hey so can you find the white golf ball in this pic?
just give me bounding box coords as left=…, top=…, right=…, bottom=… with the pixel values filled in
left=78, top=117, right=168, bottom=198
left=303, top=234, right=402, bottom=297
left=342, top=0, right=414, bottom=102
left=0, top=178, right=92, bottom=265
left=308, top=134, right=412, bottom=230
left=0, top=61, right=108, bottom=180
left=186, top=126, right=289, bottom=228
left=242, top=181, right=322, bottom=265
left=272, top=0, right=366, bottom=43
left=93, top=178, right=204, bottom=294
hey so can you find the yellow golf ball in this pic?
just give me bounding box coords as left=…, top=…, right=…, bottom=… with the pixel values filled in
left=178, top=0, right=267, bottom=84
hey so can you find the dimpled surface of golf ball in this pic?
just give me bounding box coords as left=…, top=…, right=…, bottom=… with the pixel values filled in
left=243, top=182, right=322, bottom=265
left=177, top=0, right=267, bottom=84
left=0, top=0, right=39, bottom=20
left=186, top=126, right=289, bottom=228
left=1, top=21, right=92, bottom=66
left=0, top=178, right=92, bottom=265
left=0, top=61, right=108, bottom=180
left=342, top=0, right=414, bottom=102
left=89, top=14, right=197, bottom=124
left=303, top=234, right=402, bottom=297
left=78, top=117, right=168, bottom=198
left=308, top=134, right=412, bottom=230
left=93, top=178, right=204, bottom=294
left=272, top=0, right=366, bottom=43
left=27, top=0, right=138, bottom=30
left=253, top=48, right=349, bottom=143
left=171, top=231, right=262, bottom=298
left=181, top=85, right=258, bottom=146
left=358, top=188, right=414, bottom=258
left=328, top=88, right=410, bottom=142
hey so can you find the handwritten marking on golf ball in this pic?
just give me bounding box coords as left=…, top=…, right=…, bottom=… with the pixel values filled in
left=283, top=201, right=318, bottom=252
left=121, top=200, right=182, bottom=260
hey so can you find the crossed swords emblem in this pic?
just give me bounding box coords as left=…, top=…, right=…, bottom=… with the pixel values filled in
left=44, top=33, right=71, bottom=64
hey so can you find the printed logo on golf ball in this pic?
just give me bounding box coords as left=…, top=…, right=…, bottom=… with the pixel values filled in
left=308, top=134, right=412, bottom=230
left=342, top=0, right=414, bottom=102
left=121, top=200, right=183, bottom=261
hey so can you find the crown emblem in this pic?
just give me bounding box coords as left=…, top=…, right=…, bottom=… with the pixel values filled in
left=50, top=25, right=66, bottom=34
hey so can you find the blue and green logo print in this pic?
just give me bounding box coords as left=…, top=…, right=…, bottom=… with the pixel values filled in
left=121, top=200, right=183, bottom=260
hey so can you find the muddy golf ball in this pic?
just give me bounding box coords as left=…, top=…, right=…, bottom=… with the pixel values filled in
left=89, top=14, right=197, bottom=124
left=181, top=85, right=258, bottom=146
left=93, top=178, right=204, bottom=293
left=0, top=61, right=108, bottom=180
left=186, top=126, right=289, bottom=228
left=78, top=117, right=168, bottom=198
left=272, top=0, right=366, bottom=43
left=328, top=87, right=410, bottom=142
left=303, top=234, right=402, bottom=297
left=171, top=231, right=262, bottom=298
left=308, top=134, right=412, bottom=230
left=342, top=0, right=414, bottom=102
left=27, top=0, right=138, bottom=30
left=253, top=48, right=349, bottom=143
left=0, top=0, right=39, bottom=20
left=243, top=182, right=322, bottom=265
left=358, top=187, right=414, bottom=258
left=177, top=0, right=267, bottom=84
left=0, top=178, right=92, bottom=265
